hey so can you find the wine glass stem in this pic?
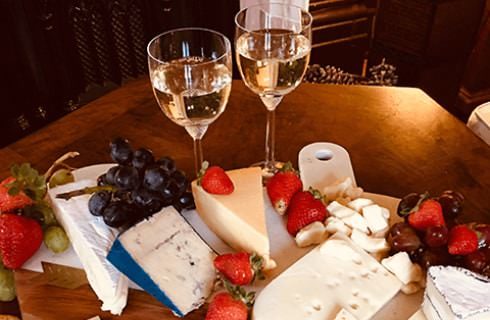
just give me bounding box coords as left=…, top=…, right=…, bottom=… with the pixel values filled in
left=265, top=109, right=276, bottom=171
left=193, top=137, right=204, bottom=177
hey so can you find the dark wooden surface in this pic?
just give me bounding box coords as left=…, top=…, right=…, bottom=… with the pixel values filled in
left=0, top=78, right=489, bottom=319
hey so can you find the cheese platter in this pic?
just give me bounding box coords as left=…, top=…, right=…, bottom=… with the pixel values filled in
left=8, top=140, right=490, bottom=320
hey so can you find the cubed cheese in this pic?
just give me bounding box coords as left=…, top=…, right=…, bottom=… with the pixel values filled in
left=347, top=198, right=374, bottom=212
left=327, top=201, right=358, bottom=219
left=342, top=213, right=369, bottom=234
left=381, top=252, right=423, bottom=285
left=362, top=205, right=389, bottom=236
left=295, top=222, right=328, bottom=248
left=350, top=229, right=389, bottom=253
left=325, top=216, right=352, bottom=236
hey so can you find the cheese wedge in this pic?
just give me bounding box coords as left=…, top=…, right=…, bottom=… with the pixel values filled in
left=191, top=167, right=275, bottom=269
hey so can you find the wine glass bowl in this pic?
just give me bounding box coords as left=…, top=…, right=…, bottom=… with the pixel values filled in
left=147, top=28, right=232, bottom=175
left=235, top=4, right=312, bottom=173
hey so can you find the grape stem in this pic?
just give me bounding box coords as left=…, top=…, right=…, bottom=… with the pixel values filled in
left=44, top=151, right=80, bottom=180
left=56, top=185, right=115, bottom=200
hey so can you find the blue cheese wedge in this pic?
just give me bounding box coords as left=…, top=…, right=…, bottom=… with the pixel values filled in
left=422, top=266, right=490, bottom=320
left=48, top=180, right=129, bottom=315
left=107, top=206, right=216, bottom=317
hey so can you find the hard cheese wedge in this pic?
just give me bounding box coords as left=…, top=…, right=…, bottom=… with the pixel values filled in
left=191, top=167, right=275, bottom=269
left=253, top=233, right=402, bottom=320
left=107, top=206, right=216, bottom=317
left=423, top=266, right=490, bottom=320
left=48, top=180, right=128, bottom=315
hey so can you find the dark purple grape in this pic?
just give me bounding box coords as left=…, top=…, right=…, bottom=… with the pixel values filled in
left=475, top=224, right=490, bottom=248
left=97, top=174, right=108, bottom=186
left=425, top=225, right=449, bottom=248
left=110, top=137, right=133, bottom=165
left=441, top=190, right=464, bottom=203
left=157, top=156, right=176, bottom=173
left=132, top=148, right=154, bottom=170
left=88, top=191, right=112, bottom=216
left=437, top=194, right=462, bottom=221
left=419, top=248, right=451, bottom=269
left=390, top=232, right=422, bottom=253
left=115, top=166, right=140, bottom=190
left=390, top=222, right=414, bottom=237
left=170, top=170, right=188, bottom=197
left=144, top=166, right=169, bottom=191
left=103, top=201, right=134, bottom=228
left=397, top=193, right=421, bottom=217
left=113, top=189, right=131, bottom=202
left=131, top=188, right=164, bottom=214
left=105, top=166, right=120, bottom=185
left=174, top=192, right=195, bottom=212
left=464, top=250, right=488, bottom=273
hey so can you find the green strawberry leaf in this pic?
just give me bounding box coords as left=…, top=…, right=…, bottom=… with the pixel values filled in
left=196, top=161, right=209, bottom=186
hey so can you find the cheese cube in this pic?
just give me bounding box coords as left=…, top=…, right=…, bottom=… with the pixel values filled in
left=295, top=222, right=328, bottom=248
left=325, top=216, right=352, bottom=236
left=362, top=205, right=389, bottom=236
left=323, top=177, right=353, bottom=201
left=342, top=213, right=369, bottom=234
left=381, top=252, right=423, bottom=285
left=381, top=207, right=390, bottom=219
left=107, top=207, right=216, bottom=317
left=327, top=201, right=357, bottom=219
left=350, top=229, right=389, bottom=253
left=347, top=198, right=374, bottom=212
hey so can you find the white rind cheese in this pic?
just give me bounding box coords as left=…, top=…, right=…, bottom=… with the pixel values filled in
left=48, top=180, right=128, bottom=315
left=422, top=266, right=490, bottom=320
left=252, top=233, right=402, bottom=320
left=107, top=206, right=216, bottom=317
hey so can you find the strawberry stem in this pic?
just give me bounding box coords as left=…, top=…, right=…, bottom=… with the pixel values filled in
left=196, top=161, right=209, bottom=186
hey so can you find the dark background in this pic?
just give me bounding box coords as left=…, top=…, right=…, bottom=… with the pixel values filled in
left=1, top=0, right=489, bottom=147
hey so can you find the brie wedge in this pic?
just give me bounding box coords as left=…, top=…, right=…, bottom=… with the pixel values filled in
left=192, top=167, right=275, bottom=269
left=48, top=180, right=128, bottom=315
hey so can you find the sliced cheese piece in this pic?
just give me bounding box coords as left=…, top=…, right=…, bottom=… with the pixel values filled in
left=107, top=206, right=216, bottom=317
left=347, top=198, right=374, bottom=212
left=423, top=266, right=490, bottom=320
left=327, top=201, right=357, bottom=219
left=362, top=204, right=389, bottom=236
left=252, top=233, right=402, bottom=320
left=191, top=167, right=275, bottom=269
left=48, top=181, right=128, bottom=315
left=351, top=229, right=389, bottom=253
left=323, top=177, right=353, bottom=201
left=325, top=216, right=352, bottom=236
left=342, top=213, right=369, bottom=234
left=295, top=222, right=328, bottom=248
left=381, top=207, right=390, bottom=220
left=381, top=252, right=423, bottom=285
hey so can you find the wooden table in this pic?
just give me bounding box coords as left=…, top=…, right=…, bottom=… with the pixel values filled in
left=1, top=78, right=489, bottom=319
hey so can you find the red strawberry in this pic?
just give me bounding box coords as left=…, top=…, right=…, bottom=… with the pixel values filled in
left=0, top=213, right=43, bottom=269
left=214, top=252, right=263, bottom=285
left=266, top=163, right=302, bottom=215
left=448, top=224, right=478, bottom=255
left=205, top=292, right=249, bottom=320
left=407, top=199, right=445, bottom=231
left=0, top=177, right=33, bottom=213
left=200, top=164, right=234, bottom=195
left=286, top=190, right=328, bottom=236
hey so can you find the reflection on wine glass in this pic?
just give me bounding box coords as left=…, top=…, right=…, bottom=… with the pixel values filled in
left=235, top=3, right=312, bottom=176
left=147, top=28, right=232, bottom=176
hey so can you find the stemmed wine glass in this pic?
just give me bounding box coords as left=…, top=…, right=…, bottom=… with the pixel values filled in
left=235, top=3, right=312, bottom=175
left=147, top=28, right=232, bottom=175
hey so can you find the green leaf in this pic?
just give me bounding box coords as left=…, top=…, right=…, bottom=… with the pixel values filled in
left=7, top=186, right=20, bottom=196
left=10, top=164, right=20, bottom=178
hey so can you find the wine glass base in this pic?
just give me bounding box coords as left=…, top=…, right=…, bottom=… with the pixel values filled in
left=250, top=161, right=284, bottom=180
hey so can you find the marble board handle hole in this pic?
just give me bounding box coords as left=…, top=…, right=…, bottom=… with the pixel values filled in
left=315, top=149, right=333, bottom=161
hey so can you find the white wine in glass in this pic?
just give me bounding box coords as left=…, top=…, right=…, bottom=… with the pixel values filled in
left=148, top=28, right=232, bottom=176
left=235, top=4, right=312, bottom=175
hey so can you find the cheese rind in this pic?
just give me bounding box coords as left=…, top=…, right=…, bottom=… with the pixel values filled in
left=423, top=266, right=490, bottom=320
left=192, top=167, right=275, bottom=269
left=48, top=180, right=128, bottom=315
left=107, top=207, right=216, bottom=317
left=253, top=233, right=402, bottom=320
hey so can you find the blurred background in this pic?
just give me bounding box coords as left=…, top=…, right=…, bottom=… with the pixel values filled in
left=1, top=0, right=489, bottom=147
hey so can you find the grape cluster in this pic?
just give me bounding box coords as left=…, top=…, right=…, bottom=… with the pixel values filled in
left=88, top=138, right=195, bottom=228
left=390, top=190, right=490, bottom=277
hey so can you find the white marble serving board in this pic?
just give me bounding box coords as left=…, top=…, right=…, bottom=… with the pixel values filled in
left=23, top=159, right=422, bottom=319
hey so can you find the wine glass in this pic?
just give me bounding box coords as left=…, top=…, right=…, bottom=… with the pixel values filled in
left=235, top=3, right=312, bottom=175
left=147, top=28, right=232, bottom=175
